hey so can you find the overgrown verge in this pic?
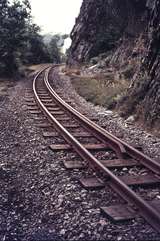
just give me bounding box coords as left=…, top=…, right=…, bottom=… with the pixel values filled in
left=66, top=69, right=129, bottom=109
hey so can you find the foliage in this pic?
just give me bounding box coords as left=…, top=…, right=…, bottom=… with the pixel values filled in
left=46, top=36, right=61, bottom=63
left=25, top=24, right=51, bottom=65
left=0, top=0, right=31, bottom=75
left=70, top=72, right=129, bottom=109
left=0, top=0, right=68, bottom=77
left=44, top=34, right=69, bottom=63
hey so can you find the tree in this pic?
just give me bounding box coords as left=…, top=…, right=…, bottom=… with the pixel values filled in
left=0, top=0, right=32, bottom=75
left=45, top=34, right=69, bottom=63
left=48, top=37, right=61, bottom=63
left=0, top=0, right=51, bottom=76
left=24, top=24, right=51, bottom=64
left=0, top=1, right=68, bottom=76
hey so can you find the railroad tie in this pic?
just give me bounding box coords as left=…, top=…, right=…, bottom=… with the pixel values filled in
left=100, top=159, right=142, bottom=168
left=119, top=174, right=160, bottom=187
left=43, top=131, right=93, bottom=138
left=63, top=160, right=86, bottom=170
left=79, top=177, right=105, bottom=190
left=49, top=143, right=111, bottom=151
left=101, top=200, right=160, bottom=222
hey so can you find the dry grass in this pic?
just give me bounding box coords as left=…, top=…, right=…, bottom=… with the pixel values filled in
left=64, top=67, right=81, bottom=77
left=71, top=74, right=129, bottom=109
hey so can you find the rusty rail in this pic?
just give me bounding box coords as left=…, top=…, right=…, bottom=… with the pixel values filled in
left=32, top=66, right=160, bottom=233
left=46, top=67, right=160, bottom=174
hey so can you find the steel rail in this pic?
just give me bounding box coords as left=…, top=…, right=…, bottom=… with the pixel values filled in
left=46, top=72, right=126, bottom=159
left=32, top=67, right=160, bottom=232
left=46, top=67, right=160, bottom=175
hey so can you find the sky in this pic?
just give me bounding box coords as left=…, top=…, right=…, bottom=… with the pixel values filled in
left=30, top=0, right=83, bottom=34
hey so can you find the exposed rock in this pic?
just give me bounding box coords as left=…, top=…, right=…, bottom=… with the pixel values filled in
left=121, top=0, right=160, bottom=128
left=68, top=0, right=148, bottom=65
left=68, top=0, right=160, bottom=128
left=98, top=110, right=113, bottom=116
left=126, top=115, right=135, bottom=123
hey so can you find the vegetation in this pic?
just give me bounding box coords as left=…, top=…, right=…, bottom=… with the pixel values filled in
left=44, top=34, right=69, bottom=63
left=0, top=0, right=67, bottom=77
left=68, top=70, right=129, bottom=109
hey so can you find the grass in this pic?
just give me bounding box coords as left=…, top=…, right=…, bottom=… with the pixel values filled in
left=64, top=67, right=81, bottom=77
left=71, top=73, right=129, bottom=109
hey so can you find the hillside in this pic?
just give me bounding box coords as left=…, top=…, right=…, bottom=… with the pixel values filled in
left=68, top=0, right=160, bottom=130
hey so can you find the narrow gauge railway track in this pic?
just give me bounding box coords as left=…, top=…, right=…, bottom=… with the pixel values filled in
left=26, top=66, right=160, bottom=233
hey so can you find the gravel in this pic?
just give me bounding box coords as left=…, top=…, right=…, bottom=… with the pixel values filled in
left=0, top=69, right=160, bottom=241
left=50, top=67, right=160, bottom=161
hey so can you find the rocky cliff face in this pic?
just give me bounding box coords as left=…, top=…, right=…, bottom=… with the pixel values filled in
left=68, top=0, right=148, bottom=65
left=122, top=0, right=160, bottom=128
left=68, top=0, right=160, bottom=129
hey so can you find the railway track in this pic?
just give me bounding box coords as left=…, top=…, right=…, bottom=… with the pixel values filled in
left=26, top=66, right=160, bottom=233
